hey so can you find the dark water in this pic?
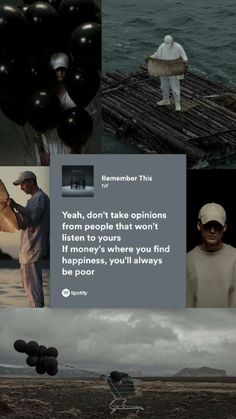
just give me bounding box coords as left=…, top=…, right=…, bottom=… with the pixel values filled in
left=0, top=269, right=49, bottom=307
left=102, top=0, right=236, bottom=165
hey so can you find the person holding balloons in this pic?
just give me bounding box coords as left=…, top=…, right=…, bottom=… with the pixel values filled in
left=0, top=1, right=101, bottom=165
left=33, top=51, right=99, bottom=163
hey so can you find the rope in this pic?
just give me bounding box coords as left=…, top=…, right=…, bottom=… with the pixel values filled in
left=102, top=75, right=157, bottom=95
left=103, top=71, right=147, bottom=90
left=10, top=123, right=29, bottom=165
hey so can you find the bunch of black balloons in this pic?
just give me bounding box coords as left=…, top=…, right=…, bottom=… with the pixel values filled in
left=0, top=0, right=101, bottom=150
left=110, top=370, right=123, bottom=382
left=109, top=371, right=135, bottom=396
left=14, top=339, right=59, bottom=376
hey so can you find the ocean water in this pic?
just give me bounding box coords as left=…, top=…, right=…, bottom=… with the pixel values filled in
left=0, top=269, right=49, bottom=307
left=102, top=0, right=236, bottom=165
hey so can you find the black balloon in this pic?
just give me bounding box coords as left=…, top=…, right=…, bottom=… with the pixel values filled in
left=110, top=371, right=122, bottom=382
left=25, top=341, right=39, bottom=355
left=26, top=355, right=39, bottom=367
left=57, top=107, right=93, bottom=149
left=46, top=0, right=61, bottom=8
left=0, top=57, right=28, bottom=103
left=69, top=22, right=101, bottom=66
left=25, top=2, right=59, bottom=28
left=0, top=97, right=28, bottom=126
left=36, top=363, right=46, bottom=374
left=47, top=367, right=58, bottom=376
left=25, top=0, right=61, bottom=9
left=24, top=2, right=59, bottom=50
left=37, top=345, right=47, bottom=357
left=45, top=356, right=58, bottom=371
left=65, top=66, right=100, bottom=107
left=0, top=5, right=28, bottom=54
left=59, top=0, right=100, bottom=34
left=28, top=89, right=62, bottom=132
left=25, top=58, right=54, bottom=91
left=26, top=341, right=40, bottom=355
left=20, top=4, right=31, bottom=14
left=45, top=347, right=58, bottom=357
left=13, top=340, right=27, bottom=353
left=0, top=53, right=54, bottom=105
left=38, top=356, right=47, bottom=367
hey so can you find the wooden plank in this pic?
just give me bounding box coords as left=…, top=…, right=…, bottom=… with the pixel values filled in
left=102, top=68, right=236, bottom=166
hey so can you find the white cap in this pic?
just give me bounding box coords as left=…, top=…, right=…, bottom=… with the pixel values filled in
left=198, top=203, right=226, bottom=226
left=164, top=35, right=173, bottom=46
left=13, top=171, right=36, bottom=186
left=49, top=52, right=69, bottom=70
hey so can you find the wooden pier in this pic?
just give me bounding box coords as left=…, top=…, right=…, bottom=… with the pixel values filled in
left=102, top=67, right=236, bottom=167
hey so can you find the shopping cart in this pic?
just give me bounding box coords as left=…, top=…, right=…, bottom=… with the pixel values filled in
left=102, top=371, right=144, bottom=414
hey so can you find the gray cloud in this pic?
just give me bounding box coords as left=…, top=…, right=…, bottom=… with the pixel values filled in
left=1, top=309, right=236, bottom=376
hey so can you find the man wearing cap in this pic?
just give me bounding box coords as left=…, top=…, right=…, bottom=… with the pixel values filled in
left=187, top=202, right=236, bottom=308
left=150, top=35, right=188, bottom=111
left=7, top=171, right=49, bottom=308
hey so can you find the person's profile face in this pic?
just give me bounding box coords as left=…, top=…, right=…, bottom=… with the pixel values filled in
left=20, top=179, right=33, bottom=195
left=198, top=221, right=226, bottom=247
left=55, top=67, right=66, bottom=82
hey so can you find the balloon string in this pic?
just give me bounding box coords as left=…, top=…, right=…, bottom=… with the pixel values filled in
left=23, top=126, right=47, bottom=166
left=10, top=122, right=30, bottom=165
left=22, top=126, right=34, bottom=159
left=58, top=361, right=102, bottom=377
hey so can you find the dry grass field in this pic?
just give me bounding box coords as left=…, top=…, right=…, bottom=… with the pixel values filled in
left=1, top=377, right=236, bottom=418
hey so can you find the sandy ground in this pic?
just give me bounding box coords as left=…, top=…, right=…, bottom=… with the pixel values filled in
left=1, top=378, right=236, bottom=418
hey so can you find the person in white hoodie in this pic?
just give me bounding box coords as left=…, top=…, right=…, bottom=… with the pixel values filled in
left=151, top=35, right=188, bottom=111
left=34, top=52, right=100, bottom=164
left=187, top=203, right=236, bottom=308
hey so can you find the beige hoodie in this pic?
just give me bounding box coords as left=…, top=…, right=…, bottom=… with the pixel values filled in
left=187, top=244, right=236, bottom=308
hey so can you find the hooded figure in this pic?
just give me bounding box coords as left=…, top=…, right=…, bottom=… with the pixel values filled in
left=151, top=35, right=188, bottom=111
left=37, top=52, right=98, bottom=161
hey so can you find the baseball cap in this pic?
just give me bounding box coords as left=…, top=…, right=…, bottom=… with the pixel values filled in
left=198, top=203, right=226, bottom=226
left=13, top=171, right=36, bottom=186
left=49, top=52, right=69, bottom=70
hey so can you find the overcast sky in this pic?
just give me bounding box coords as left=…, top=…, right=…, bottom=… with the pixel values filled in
left=1, top=308, right=236, bottom=376
left=0, top=167, right=49, bottom=258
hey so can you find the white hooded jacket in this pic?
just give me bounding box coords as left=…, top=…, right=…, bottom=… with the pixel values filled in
left=151, top=42, right=188, bottom=62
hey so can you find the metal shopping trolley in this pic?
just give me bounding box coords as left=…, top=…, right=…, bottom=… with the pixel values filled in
left=102, top=371, right=144, bottom=414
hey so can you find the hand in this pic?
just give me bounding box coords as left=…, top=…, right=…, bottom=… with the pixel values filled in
left=6, top=198, right=16, bottom=209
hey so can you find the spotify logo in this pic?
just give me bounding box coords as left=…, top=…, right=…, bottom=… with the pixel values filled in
left=62, top=289, right=70, bottom=298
